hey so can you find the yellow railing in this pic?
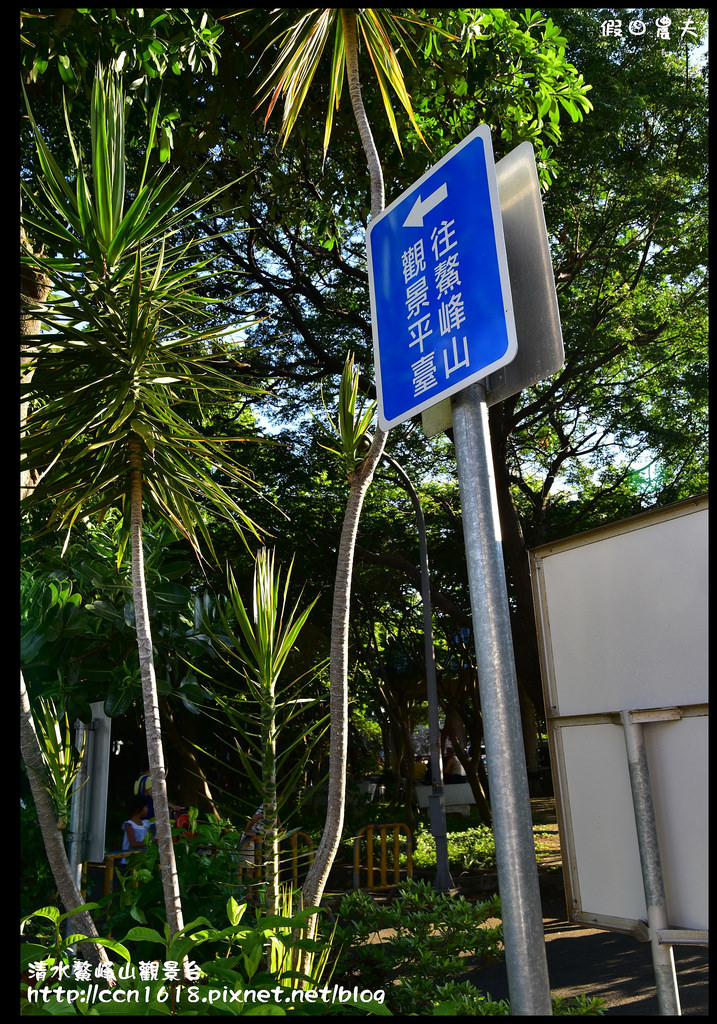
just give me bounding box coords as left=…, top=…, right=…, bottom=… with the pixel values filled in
left=352, top=823, right=413, bottom=892
left=237, top=831, right=314, bottom=887
left=83, top=850, right=143, bottom=901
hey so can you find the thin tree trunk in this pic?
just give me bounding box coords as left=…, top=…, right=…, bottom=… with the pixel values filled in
left=20, top=674, right=113, bottom=970
left=341, top=10, right=384, bottom=216
left=300, top=8, right=388, bottom=927
left=128, top=436, right=184, bottom=939
left=21, top=229, right=50, bottom=500
left=262, top=685, right=279, bottom=915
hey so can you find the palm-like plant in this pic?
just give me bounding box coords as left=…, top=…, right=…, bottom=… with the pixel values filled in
left=314, top=351, right=376, bottom=476
left=207, top=550, right=323, bottom=915
left=21, top=66, right=260, bottom=939
left=34, top=697, right=86, bottom=832
left=249, top=6, right=440, bottom=927
left=254, top=9, right=429, bottom=153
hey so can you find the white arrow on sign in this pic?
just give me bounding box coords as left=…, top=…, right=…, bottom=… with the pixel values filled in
left=402, top=181, right=448, bottom=227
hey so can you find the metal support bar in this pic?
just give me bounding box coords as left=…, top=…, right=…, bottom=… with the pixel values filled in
left=620, top=710, right=682, bottom=1015
left=657, top=929, right=708, bottom=947
left=452, top=381, right=552, bottom=1015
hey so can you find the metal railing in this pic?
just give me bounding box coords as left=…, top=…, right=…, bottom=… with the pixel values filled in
left=352, top=823, right=412, bottom=892
left=237, top=831, right=315, bottom=888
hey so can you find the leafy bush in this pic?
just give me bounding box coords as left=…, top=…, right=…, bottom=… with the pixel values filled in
left=429, top=984, right=606, bottom=1015
left=332, top=880, right=503, bottom=1015
left=411, top=819, right=553, bottom=875
left=21, top=895, right=385, bottom=1016
left=412, top=822, right=497, bottom=873
left=103, top=815, right=252, bottom=940
left=331, top=880, right=605, bottom=1016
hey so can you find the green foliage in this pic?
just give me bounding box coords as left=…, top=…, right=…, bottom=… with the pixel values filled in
left=429, top=980, right=512, bottom=1015
left=428, top=984, right=605, bottom=1015
left=408, top=8, right=593, bottom=186
left=550, top=994, right=608, bottom=1016
left=349, top=707, right=383, bottom=777
left=332, top=880, right=605, bottom=1015
left=20, top=884, right=605, bottom=1016
left=412, top=822, right=497, bottom=874
left=20, top=575, right=84, bottom=666
left=21, top=901, right=131, bottom=977
left=20, top=518, right=216, bottom=721
left=333, top=880, right=502, bottom=1015
left=315, top=352, right=377, bottom=478
left=105, top=816, right=248, bottom=936
left=250, top=8, right=446, bottom=155
left=33, top=697, right=86, bottom=830
left=21, top=896, right=348, bottom=1015
left=199, top=550, right=326, bottom=910
left=192, top=551, right=329, bottom=839
left=221, top=550, right=319, bottom=696
left=21, top=9, right=224, bottom=90
left=515, top=5, right=709, bottom=537
left=21, top=64, right=263, bottom=561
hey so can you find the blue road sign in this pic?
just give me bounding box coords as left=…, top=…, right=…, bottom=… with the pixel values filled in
left=367, top=124, right=518, bottom=431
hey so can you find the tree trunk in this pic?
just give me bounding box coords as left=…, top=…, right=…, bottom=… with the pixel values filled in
left=340, top=11, right=384, bottom=214
left=20, top=674, right=113, bottom=970
left=128, top=436, right=184, bottom=939
left=300, top=10, right=388, bottom=927
left=301, top=456, right=384, bottom=915
left=262, top=683, right=280, bottom=916
left=21, top=230, right=51, bottom=500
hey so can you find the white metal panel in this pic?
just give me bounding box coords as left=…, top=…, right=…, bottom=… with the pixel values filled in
left=530, top=497, right=708, bottom=934
left=558, top=722, right=646, bottom=923
left=533, top=498, right=708, bottom=718
left=554, top=714, right=708, bottom=932
left=644, top=715, right=709, bottom=930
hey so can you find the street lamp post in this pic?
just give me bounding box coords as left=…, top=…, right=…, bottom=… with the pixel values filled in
left=381, top=451, right=455, bottom=892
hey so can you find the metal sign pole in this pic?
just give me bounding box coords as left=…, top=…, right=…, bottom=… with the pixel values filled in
left=620, top=710, right=682, bottom=1015
left=452, top=380, right=552, bottom=1015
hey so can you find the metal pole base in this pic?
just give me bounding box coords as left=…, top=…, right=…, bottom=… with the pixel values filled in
left=452, top=382, right=552, bottom=1015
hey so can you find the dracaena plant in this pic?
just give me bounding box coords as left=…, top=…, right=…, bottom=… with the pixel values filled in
left=21, top=66, right=261, bottom=555
left=315, top=352, right=377, bottom=478
left=196, top=549, right=326, bottom=916
left=34, top=698, right=86, bottom=831
left=21, top=64, right=262, bottom=940
left=253, top=8, right=435, bottom=159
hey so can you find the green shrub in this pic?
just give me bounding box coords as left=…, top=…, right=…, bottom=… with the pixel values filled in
left=103, top=815, right=252, bottom=940
left=332, top=880, right=605, bottom=1016
left=412, top=822, right=497, bottom=873
left=21, top=895, right=385, bottom=1016
left=333, top=880, right=502, bottom=1015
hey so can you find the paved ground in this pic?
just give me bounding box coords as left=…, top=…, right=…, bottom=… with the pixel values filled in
left=468, top=885, right=709, bottom=1015
left=461, top=798, right=709, bottom=1016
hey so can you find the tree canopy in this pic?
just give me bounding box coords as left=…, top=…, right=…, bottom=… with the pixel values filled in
left=21, top=7, right=708, bottom=816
